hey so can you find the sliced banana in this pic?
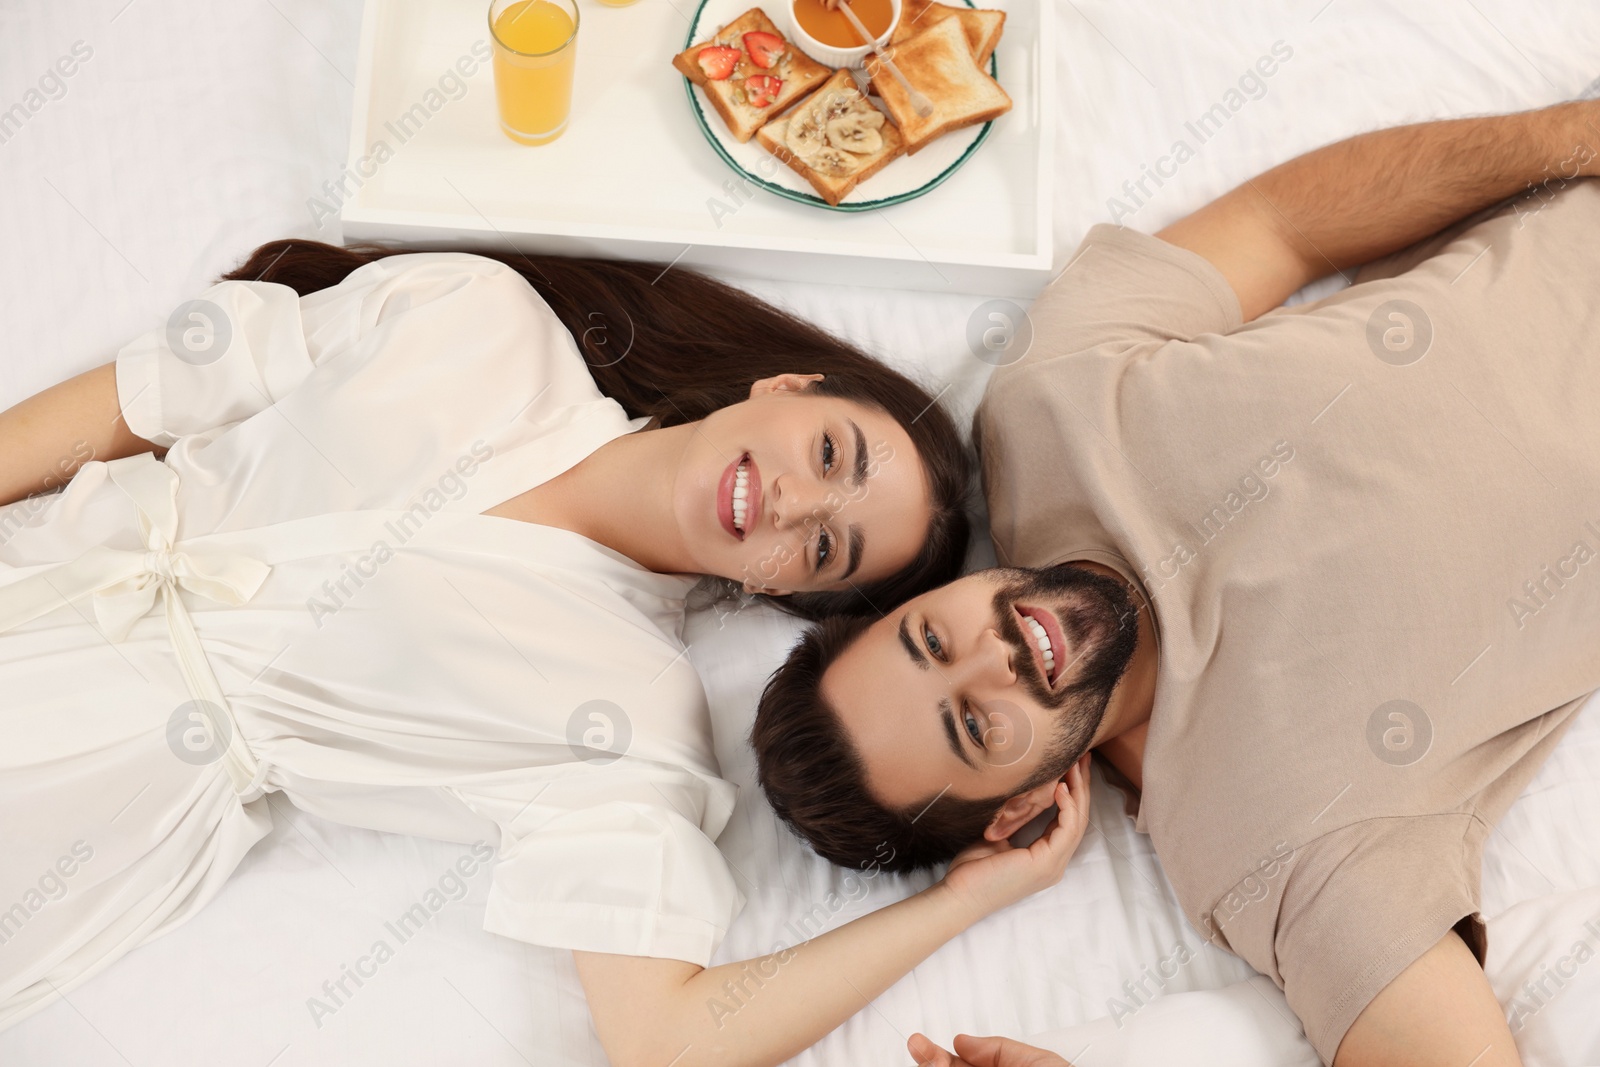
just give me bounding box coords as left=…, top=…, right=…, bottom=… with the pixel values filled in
left=819, top=88, right=856, bottom=121
left=825, top=109, right=885, bottom=155
left=811, top=146, right=859, bottom=177
left=785, top=104, right=829, bottom=160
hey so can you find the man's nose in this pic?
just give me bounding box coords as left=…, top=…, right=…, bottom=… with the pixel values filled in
left=953, top=626, right=1018, bottom=690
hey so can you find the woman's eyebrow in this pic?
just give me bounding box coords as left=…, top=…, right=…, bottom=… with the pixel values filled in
left=849, top=420, right=869, bottom=488
left=841, top=526, right=865, bottom=581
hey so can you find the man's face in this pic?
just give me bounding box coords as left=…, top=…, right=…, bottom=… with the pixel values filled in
left=820, top=564, right=1142, bottom=811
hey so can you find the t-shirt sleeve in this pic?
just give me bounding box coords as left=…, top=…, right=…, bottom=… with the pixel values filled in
left=1209, top=813, right=1489, bottom=1066
left=114, top=252, right=572, bottom=447
left=1017, top=223, right=1244, bottom=364
left=448, top=771, right=745, bottom=966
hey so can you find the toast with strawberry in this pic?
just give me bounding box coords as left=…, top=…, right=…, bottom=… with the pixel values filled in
left=672, top=9, right=831, bottom=143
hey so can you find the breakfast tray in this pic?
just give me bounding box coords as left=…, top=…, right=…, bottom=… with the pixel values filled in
left=338, top=0, right=1055, bottom=296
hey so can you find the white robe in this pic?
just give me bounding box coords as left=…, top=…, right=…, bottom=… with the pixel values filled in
left=0, top=253, right=743, bottom=1031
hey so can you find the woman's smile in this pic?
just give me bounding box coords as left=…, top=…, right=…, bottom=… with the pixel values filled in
left=717, top=452, right=764, bottom=540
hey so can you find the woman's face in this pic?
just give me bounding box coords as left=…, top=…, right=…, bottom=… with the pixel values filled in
left=671, top=374, right=933, bottom=595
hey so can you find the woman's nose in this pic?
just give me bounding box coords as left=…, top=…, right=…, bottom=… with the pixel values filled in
left=771, top=474, right=827, bottom=532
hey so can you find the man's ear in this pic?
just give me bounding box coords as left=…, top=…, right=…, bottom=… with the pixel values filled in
left=748, top=372, right=826, bottom=399
left=982, top=777, right=1065, bottom=842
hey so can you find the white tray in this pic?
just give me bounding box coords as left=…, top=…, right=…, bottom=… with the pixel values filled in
left=338, top=0, right=1055, bottom=296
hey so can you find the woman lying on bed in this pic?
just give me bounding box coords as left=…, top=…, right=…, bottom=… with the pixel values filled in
left=0, top=239, right=1092, bottom=1066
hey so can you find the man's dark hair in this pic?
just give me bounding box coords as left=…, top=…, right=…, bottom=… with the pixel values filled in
left=752, top=615, right=1032, bottom=874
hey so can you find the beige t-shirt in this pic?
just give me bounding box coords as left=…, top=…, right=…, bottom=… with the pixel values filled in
left=977, top=179, right=1600, bottom=1064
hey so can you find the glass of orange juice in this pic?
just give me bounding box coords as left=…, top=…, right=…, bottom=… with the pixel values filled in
left=489, top=0, right=580, bottom=146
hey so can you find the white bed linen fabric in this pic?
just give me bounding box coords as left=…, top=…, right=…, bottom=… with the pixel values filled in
left=4, top=1, right=1600, bottom=1065
left=0, top=253, right=743, bottom=1032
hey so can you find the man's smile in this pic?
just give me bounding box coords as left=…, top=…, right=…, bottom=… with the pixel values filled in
left=1014, top=602, right=1068, bottom=688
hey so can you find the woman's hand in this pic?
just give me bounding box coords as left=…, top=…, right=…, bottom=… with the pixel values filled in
left=908, top=1032, right=1074, bottom=1067
left=935, top=754, right=1092, bottom=921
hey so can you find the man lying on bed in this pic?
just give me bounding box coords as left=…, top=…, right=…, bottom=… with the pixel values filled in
left=753, top=97, right=1600, bottom=1067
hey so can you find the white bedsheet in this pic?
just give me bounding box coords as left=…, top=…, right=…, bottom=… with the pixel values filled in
left=4, top=1, right=1600, bottom=1065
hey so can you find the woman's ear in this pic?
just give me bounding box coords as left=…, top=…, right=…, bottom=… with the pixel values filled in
left=748, top=372, right=826, bottom=399
left=982, top=777, right=1064, bottom=842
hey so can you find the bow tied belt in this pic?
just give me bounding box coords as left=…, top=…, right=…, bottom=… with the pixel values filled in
left=0, top=454, right=273, bottom=799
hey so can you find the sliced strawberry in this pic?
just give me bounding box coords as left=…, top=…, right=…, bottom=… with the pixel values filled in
left=696, top=45, right=740, bottom=81
left=744, top=74, right=782, bottom=107
left=743, top=30, right=786, bottom=69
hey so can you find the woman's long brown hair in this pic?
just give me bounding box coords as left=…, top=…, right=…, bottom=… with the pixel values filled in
left=220, top=239, right=971, bottom=620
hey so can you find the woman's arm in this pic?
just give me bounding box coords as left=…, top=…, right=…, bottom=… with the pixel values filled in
left=0, top=362, right=161, bottom=507
left=576, top=758, right=1094, bottom=1067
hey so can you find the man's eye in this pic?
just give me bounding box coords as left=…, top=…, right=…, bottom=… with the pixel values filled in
left=923, top=625, right=944, bottom=659
left=817, top=527, right=833, bottom=569
left=821, top=432, right=836, bottom=475
left=963, top=705, right=983, bottom=747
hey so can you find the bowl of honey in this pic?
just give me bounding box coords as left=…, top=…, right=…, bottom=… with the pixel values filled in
left=787, top=0, right=901, bottom=70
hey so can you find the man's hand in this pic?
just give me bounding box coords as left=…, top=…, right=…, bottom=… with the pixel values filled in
left=908, top=1032, right=1072, bottom=1067
left=936, top=755, right=1092, bottom=922
left=1156, top=99, right=1600, bottom=321
left=1332, top=930, right=1521, bottom=1067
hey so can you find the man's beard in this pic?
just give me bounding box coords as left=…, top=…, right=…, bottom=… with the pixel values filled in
left=989, top=562, right=1142, bottom=783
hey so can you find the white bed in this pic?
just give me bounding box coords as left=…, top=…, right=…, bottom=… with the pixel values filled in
left=4, top=1, right=1600, bottom=1064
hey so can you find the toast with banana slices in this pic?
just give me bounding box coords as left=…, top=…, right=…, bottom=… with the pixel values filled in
left=867, top=15, right=1011, bottom=155
left=756, top=69, right=906, bottom=206
left=891, top=0, right=1006, bottom=67
left=672, top=8, right=831, bottom=143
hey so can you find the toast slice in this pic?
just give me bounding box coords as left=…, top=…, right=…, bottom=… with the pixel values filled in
left=867, top=15, right=1011, bottom=155
left=756, top=69, right=906, bottom=206
left=891, top=0, right=1006, bottom=67
left=672, top=9, right=831, bottom=143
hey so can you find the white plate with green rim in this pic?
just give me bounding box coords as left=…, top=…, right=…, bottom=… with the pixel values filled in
left=679, top=0, right=1001, bottom=212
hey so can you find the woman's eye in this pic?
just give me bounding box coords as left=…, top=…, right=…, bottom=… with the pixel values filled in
left=923, top=625, right=944, bottom=659
left=963, top=706, right=984, bottom=747
left=817, top=527, right=834, bottom=569
left=821, top=432, right=836, bottom=475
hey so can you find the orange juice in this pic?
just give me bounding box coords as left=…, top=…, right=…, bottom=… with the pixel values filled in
left=490, top=0, right=579, bottom=145
left=792, top=0, right=894, bottom=47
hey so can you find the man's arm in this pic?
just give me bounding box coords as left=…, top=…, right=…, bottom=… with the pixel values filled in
left=1332, top=930, right=1520, bottom=1067
left=1157, top=100, right=1600, bottom=321
left=0, top=362, right=161, bottom=507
